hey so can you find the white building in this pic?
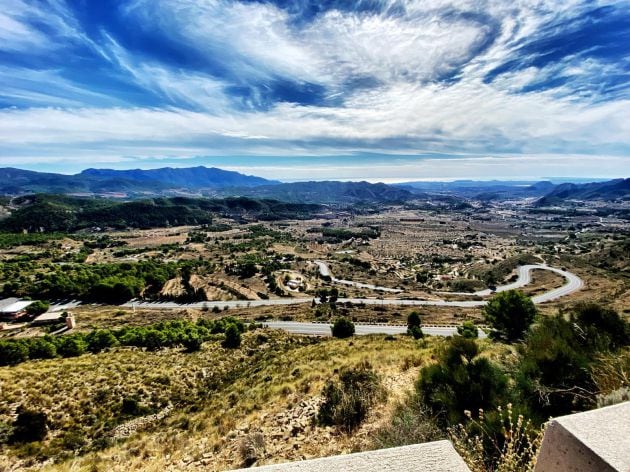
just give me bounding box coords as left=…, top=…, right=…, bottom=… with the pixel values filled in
left=0, top=298, right=34, bottom=319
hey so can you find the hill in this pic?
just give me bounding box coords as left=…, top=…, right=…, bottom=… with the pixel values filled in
left=233, top=181, right=414, bottom=204
left=0, top=167, right=276, bottom=196
left=396, top=180, right=557, bottom=200
left=81, top=166, right=276, bottom=189
left=0, top=195, right=322, bottom=232
left=537, top=178, right=630, bottom=206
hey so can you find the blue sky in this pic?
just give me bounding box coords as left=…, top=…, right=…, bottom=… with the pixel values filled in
left=0, top=0, right=629, bottom=181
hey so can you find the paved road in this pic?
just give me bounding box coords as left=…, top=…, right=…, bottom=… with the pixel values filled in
left=314, top=260, right=403, bottom=293
left=468, top=264, right=583, bottom=301
left=263, top=321, right=487, bottom=338
left=124, top=264, right=582, bottom=310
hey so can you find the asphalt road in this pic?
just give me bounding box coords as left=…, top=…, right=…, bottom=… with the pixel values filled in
left=123, top=264, right=582, bottom=310
left=263, top=321, right=487, bottom=338
left=313, top=260, right=403, bottom=293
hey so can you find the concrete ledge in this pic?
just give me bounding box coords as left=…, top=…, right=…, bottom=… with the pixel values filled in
left=231, top=440, right=470, bottom=472
left=535, top=402, right=630, bottom=472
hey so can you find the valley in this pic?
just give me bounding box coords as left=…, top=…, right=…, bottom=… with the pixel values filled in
left=0, top=175, right=628, bottom=471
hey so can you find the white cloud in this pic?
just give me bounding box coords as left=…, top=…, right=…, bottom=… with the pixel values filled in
left=0, top=0, right=628, bottom=177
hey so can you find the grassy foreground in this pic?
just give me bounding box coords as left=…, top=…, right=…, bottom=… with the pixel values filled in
left=0, top=330, right=491, bottom=471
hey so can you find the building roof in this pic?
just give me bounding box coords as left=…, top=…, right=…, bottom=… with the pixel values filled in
left=0, top=299, right=34, bottom=313
left=0, top=298, right=19, bottom=310
left=32, top=312, right=63, bottom=323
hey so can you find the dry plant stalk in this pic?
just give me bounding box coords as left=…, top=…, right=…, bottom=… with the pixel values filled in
left=448, top=404, right=546, bottom=472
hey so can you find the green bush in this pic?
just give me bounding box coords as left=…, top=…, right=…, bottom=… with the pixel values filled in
left=120, top=397, right=150, bottom=417
left=183, top=334, right=203, bottom=352
left=407, top=311, right=421, bottom=328
left=517, top=314, right=598, bottom=419
left=56, top=336, right=87, bottom=358
left=457, top=321, right=479, bottom=339
left=86, top=329, right=119, bottom=353
left=27, top=338, right=57, bottom=360
left=408, top=326, right=424, bottom=340
left=0, top=340, right=29, bottom=366
left=483, top=290, right=536, bottom=342
left=407, top=312, right=423, bottom=338
left=417, top=337, right=508, bottom=425
left=331, top=318, right=355, bottom=338
left=25, top=300, right=49, bottom=316
left=223, top=324, right=242, bottom=349
left=570, top=302, right=629, bottom=352
left=317, top=362, right=383, bottom=432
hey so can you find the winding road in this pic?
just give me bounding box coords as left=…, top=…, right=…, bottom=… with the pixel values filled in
left=313, top=260, right=403, bottom=293
left=119, top=262, right=583, bottom=338
left=125, top=263, right=583, bottom=311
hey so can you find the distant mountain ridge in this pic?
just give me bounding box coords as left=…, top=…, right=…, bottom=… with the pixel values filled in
left=1, top=167, right=626, bottom=206
left=0, top=166, right=276, bottom=195
left=237, top=180, right=413, bottom=204
left=80, top=166, right=275, bottom=188
left=0, top=167, right=415, bottom=204
left=536, top=178, right=630, bottom=206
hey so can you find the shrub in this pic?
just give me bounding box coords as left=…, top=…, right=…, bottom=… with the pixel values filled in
left=317, top=362, right=383, bottom=432
left=449, top=404, right=545, bottom=472
left=483, top=290, right=536, bottom=342
left=28, top=338, right=57, bottom=360
left=408, top=326, right=424, bottom=340
left=516, top=314, right=596, bottom=418
left=372, top=394, right=441, bottom=449
left=570, top=302, right=630, bottom=352
left=457, top=321, right=479, bottom=339
left=120, top=397, right=149, bottom=416
left=56, top=336, right=87, bottom=358
left=10, top=407, right=48, bottom=443
left=183, top=334, right=203, bottom=352
left=331, top=317, right=355, bottom=338
left=0, top=340, right=29, bottom=366
left=143, top=329, right=167, bottom=351
left=25, top=300, right=49, bottom=316
left=417, top=337, right=508, bottom=425
left=407, top=311, right=421, bottom=328
left=86, top=329, right=119, bottom=353
left=223, top=324, right=242, bottom=349
left=407, top=312, right=423, bottom=338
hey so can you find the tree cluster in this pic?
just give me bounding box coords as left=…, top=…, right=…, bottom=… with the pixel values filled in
left=0, top=317, right=249, bottom=366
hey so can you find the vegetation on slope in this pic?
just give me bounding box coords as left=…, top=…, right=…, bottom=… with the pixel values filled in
left=0, top=331, right=429, bottom=470
left=0, top=195, right=322, bottom=233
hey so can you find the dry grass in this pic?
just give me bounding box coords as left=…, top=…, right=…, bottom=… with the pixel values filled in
left=0, top=331, right=440, bottom=471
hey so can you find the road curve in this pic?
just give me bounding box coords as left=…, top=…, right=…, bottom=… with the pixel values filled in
left=313, top=261, right=403, bottom=293
left=124, top=264, right=582, bottom=310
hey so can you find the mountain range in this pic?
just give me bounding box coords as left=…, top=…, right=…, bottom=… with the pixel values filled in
left=0, top=166, right=627, bottom=206
left=536, top=178, right=630, bottom=206
left=0, top=167, right=413, bottom=204
left=0, top=167, right=275, bottom=195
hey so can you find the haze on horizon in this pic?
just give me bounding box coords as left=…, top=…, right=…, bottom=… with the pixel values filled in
left=0, top=0, right=629, bottom=181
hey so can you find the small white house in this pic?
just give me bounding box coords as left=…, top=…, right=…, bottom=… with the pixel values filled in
left=0, top=298, right=34, bottom=320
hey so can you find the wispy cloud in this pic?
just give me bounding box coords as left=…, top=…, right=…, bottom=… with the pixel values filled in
left=0, top=0, right=628, bottom=178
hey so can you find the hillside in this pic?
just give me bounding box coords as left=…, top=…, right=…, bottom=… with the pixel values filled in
left=233, top=181, right=414, bottom=204
left=81, top=166, right=276, bottom=189
left=0, top=167, right=276, bottom=196
left=396, top=180, right=557, bottom=200
left=537, top=178, right=630, bottom=206
left=0, top=195, right=322, bottom=232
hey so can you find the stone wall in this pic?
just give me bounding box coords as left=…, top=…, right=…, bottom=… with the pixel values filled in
left=230, top=440, right=470, bottom=472
left=535, top=402, right=630, bottom=472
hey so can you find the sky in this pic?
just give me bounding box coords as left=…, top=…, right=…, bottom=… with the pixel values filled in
left=0, top=0, right=629, bottom=182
